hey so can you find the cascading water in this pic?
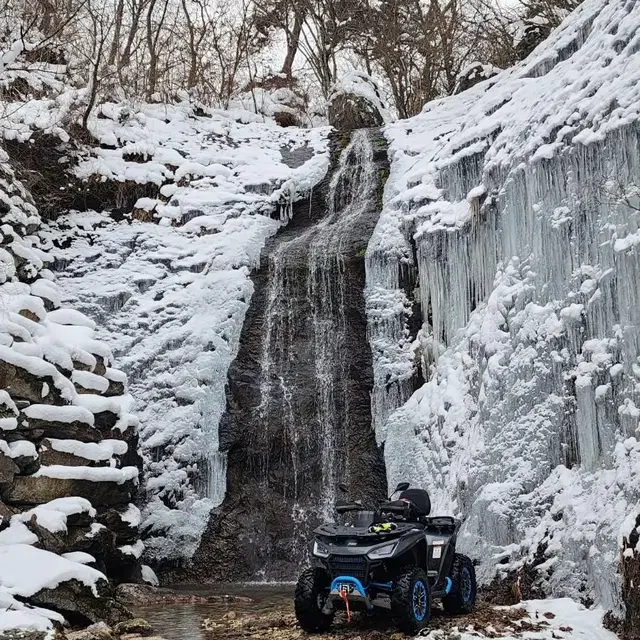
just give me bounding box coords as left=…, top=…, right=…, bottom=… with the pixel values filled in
left=258, top=131, right=378, bottom=522
left=196, top=129, right=388, bottom=580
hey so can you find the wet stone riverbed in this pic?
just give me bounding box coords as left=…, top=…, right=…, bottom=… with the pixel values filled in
left=130, top=585, right=558, bottom=640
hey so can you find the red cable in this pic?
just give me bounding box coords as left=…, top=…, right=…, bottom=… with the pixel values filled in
left=339, top=589, right=351, bottom=623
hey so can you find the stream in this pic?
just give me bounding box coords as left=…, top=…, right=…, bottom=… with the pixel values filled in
left=131, top=584, right=294, bottom=639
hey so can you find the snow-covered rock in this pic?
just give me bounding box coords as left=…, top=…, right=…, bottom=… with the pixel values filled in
left=0, top=126, right=142, bottom=629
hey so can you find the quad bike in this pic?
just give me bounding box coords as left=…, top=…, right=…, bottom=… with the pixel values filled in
left=294, top=482, right=476, bottom=635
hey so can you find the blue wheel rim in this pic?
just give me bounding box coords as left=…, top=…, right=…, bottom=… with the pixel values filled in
left=461, top=567, right=473, bottom=603
left=412, top=580, right=427, bottom=621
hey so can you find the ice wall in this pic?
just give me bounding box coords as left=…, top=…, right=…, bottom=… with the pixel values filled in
left=367, top=0, right=640, bottom=611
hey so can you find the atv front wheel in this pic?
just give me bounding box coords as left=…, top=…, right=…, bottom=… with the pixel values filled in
left=294, top=568, right=334, bottom=632
left=391, top=566, right=431, bottom=635
left=443, top=553, right=477, bottom=614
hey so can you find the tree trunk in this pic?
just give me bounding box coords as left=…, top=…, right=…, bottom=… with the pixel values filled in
left=281, top=9, right=304, bottom=79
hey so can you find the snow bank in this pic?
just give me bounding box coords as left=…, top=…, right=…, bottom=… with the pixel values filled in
left=48, top=438, right=127, bottom=461
left=35, top=465, right=138, bottom=484
left=368, top=0, right=640, bottom=612
left=0, top=544, right=105, bottom=597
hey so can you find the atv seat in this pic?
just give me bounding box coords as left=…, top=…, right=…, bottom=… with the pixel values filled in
left=399, top=488, right=431, bottom=517
left=423, top=515, right=457, bottom=533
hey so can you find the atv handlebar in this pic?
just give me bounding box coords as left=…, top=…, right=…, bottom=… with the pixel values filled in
left=336, top=503, right=365, bottom=514
left=381, top=504, right=408, bottom=514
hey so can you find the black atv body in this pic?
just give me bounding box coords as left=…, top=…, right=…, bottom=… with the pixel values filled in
left=294, top=485, right=476, bottom=635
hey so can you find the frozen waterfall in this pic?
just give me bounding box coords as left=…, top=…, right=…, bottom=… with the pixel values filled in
left=206, top=128, right=387, bottom=580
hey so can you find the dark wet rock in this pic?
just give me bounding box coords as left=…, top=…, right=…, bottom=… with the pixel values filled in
left=0, top=454, right=19, bottom=485
left=11, top=453, right=40, bottom=475
left=328, top=93, right=383, bottom=131
left=105, top=380, right=125, bottom=397
left=31, top=578, right=132, bottom=627
left=453, top=62, right=500, bottom=94
left=327, top=75, right=384, bottom=131
left=97, top=507, right=138, bottom=543
left=2, top=475, right=136, bottom=506
left=273, top=112, right=299, bottom=128
left=280, top=144, right=313, bottom=169
left=622, top=516, right=640, bottom=639
left=0, top=360, right=64, bottom=404
left=19, top=417, right=101, bottom=443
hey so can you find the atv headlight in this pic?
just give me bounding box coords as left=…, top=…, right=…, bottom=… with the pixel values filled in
left=312, top=540, right=330, bottom=558
left=368, top=542, right=398, bottom=559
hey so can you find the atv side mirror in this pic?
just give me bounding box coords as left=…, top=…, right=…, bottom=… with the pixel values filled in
left=338, top=482, right=349, bottom=494
left=395, top=482, right=410, bottom=493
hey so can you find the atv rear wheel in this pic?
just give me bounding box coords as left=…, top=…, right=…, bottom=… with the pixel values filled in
left=443, top=553, right=477, bottom=615
left=391, top=566, right=431, bottom=635
left=294, top=568, right=334, bottom=632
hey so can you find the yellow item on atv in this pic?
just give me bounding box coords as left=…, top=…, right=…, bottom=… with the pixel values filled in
left=368, top=522, right=398, bottom=533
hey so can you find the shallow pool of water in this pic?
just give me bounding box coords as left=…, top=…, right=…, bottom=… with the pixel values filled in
left=131, top=584, right=294, bottom=640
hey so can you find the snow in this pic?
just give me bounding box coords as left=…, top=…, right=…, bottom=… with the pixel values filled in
left=105, top=367, right=126, bottom=383
left=119, top=539, right=144, bottom=558
left=141, top=564, right=159, bottom=587
left=14, top=498, right=96, bottom=534
left=0, top=522, right=39, bottom=546
left=366, top=0, right=640, bottom=614
left=7, top=440, right=37, bottom=459
left=0, top=345, right=75, bottom=401
left=71, top=370, right=109, bottom=393
left=0, top=544, right=105, bottom=597
left=34, top=465, right=138, bottom=484
left=47, top=308, right=96, bottom=329
left=47, top=438, right=128, bottom=461
left=61, top=552, right=95, bottom=565
left=23, top=404, right=95, bottom=426
left=0, top=418, right=18, bottom=431
left=120, top=503, right=142, bottom=527
left=0, top=590, right=64, bottom=634
left=30, top=279, right=61, bottom=308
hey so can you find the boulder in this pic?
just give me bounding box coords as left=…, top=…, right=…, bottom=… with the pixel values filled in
left=30, top=578, right=132, bottom=627
left=97, top=507, right=139, bottom=543
left=40, top=445, right=93, bottom=467
left=27, top=513, right=67, bottom=554
left=20, top=414, right=101, bottom=443
left=66, top=522, right=116, bottom=574
left=103, top=546, right=143, bottom=584
left=0, top=359, right=64, bottom=404
left=113, top=619, right=154, bottom=637
left=2, top=474, right=136, bottom=506
left=11, top=452, right=40, bottom=475
left=453, top=62, right=500, bottom=94
left=0, top=454, right=19, bottom=486
left=66, top=622, right=114, bottom=640
left=327, top=73, right=385, bottom=131
left=105, top=380, right=125, bottom=397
